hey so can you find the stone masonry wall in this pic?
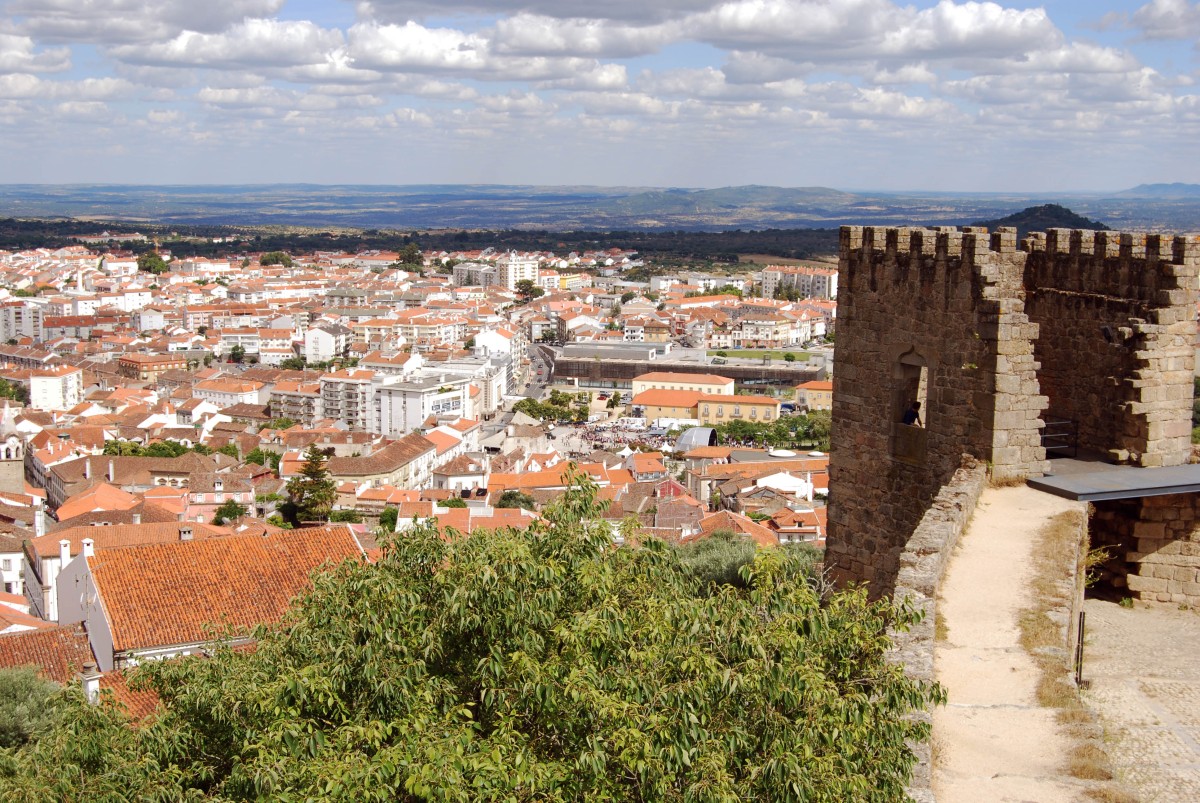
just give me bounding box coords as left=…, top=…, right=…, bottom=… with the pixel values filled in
left=829, top=224, right=1199, bottom=595
left=888, top=461, right=988, bottom=803
left=1024, top=230, right=1200, bottom=466
left=1093, top=493, right=1200, bottom=608
left=827, top=225, right=1047, bottom=596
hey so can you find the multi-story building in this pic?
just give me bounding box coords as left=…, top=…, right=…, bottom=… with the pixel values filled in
left=631, top=372, right=735, bottom=396
left=117, top=353, right=188, bottom=382
left=304, top=323, right=352, bottom=362
left=320, top=369, right=376, bottom=431
left=373, top=375, right=472, bottom=437
left=270, top=381, right=321, bottom=427
left=28, top=366, right=83, bottom=412
left=193, top=378, right=267, bottom=409
left=497, top=253, right=538, bottom=290
left=0, top=302, right=45, bottom=342
left=761, top=265, right=838, bottom=300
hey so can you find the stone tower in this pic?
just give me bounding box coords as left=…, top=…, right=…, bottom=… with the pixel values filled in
left=826, top=226, right=1200, bottom=597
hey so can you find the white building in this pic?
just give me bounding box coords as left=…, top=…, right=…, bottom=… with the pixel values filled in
left=305, top=323, right=353, bottom=362
left=498, top=253, right=539, bottom=290
left=28, top=366, right=83, bottom=412
left=373, top=375, right=472, bottom=437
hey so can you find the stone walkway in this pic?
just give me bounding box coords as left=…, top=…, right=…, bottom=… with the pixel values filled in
left=932, top=486, right=1085, bottom=802
left=1082, top=598, right=1200, bottom=802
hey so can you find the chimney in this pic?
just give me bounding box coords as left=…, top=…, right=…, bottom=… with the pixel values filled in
left=107, top=460, right=115, bottom=482
left=58, top=538, right=70, bottom=567
left=81, top=538, right=95, bottom=558
left=179, top=525, right=193, bottom=541
left=34, top=507, right=45, bottom=538
left=84, top=458, right=91, bottom=479
left=131, top=512, right=141, bottom=525
left=81, top=662, right=101, bottom=705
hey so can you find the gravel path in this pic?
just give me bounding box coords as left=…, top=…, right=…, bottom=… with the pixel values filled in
left=1081, top=598, right=1200, bottom=802
left=933, top=486, right=1086, bottom=802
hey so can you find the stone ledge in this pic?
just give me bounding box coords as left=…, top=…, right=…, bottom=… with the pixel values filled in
left=890, top=458, right=989, bottom=802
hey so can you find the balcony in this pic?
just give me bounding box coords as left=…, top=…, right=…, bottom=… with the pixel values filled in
left=892, top=422, right=927, bottom=466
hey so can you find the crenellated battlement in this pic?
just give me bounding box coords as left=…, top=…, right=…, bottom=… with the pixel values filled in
left=842, top=225, right=1200, bottom=301
left=828, top=221, right=1199, bottom=599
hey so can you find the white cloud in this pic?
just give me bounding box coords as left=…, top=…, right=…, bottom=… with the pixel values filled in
left=357, top=0, right=719, bottom=25
left=1101, top=0, right=1200, bottom=40
left=6, top=0, right=286, bottom=44
left=0, top=73, right=132, bottom=100
left=347, top=22, right=489, bottom=72
left=0, top=32, right=70, bottom=72
left=110, top=19, right=345, bottom=68
left=490, top=14, right=677, bottom=57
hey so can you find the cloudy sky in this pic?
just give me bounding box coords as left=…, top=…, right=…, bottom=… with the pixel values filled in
left=1, top=0, right=1198, bottom=191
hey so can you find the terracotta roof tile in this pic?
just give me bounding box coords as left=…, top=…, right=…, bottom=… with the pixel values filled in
left=0, top=625, right=95, bottom=683
left=88, top=526, right=366, bottom=653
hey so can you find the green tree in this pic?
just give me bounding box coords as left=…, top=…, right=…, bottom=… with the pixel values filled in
left=441, top=497, right=467, bottom=508
left=0, top=378, right=29, bottom=405
left=211, top=500, right=249, bottom=525
left=136, top=252, right=168, bottom=275
left=495, top=489, right=536, bottom=510
left=0, top=469, right=941, bottom=801
left=285, top=445, right=337, bottom=523
left=378, top=506, right=398, bottom=533
left=329, top=510, right=363, bottom=523
left=142, top=441, right=187, bottom=458
left=620, top=291, right=636, bottom=303
left=229, top=345, right=245, bottom=364
left=279, top=356, right=307, bottom=371
left=259, top=251, right=294, bottom=267
left=0, top=667, right=59, bottom=749
left=784, top=352, right=797, bottom=362
left=267, top=417, right=296, bottom=430
left=217, top=443, right=239, bottom=458
left=400, top=243, right=422, bottom=265
left=514, top=278, right=538, bottom=299
left=102, top=440, right=144, bottom=456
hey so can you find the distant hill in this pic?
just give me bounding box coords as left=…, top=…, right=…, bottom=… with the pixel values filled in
left=972, top=204, right=1109, bottom=238
left=1115, top=183, right=1200, bottom=199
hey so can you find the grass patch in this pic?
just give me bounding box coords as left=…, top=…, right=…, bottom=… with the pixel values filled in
left=1018, top=509, right=1137, bottom=799
left=707, top=349, right=810, bottom=361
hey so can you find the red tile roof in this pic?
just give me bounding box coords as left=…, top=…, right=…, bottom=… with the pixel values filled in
left=0, top=625, right=95, bottom=683
left=88, top=526, right=366, bottom=653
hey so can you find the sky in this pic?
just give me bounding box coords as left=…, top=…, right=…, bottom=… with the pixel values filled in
left=1, top=0, right=1198, bottom=192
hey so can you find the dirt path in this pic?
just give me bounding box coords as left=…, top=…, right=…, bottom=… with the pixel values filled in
left=932, top=486, right=1086, bottom=802
left=1081, top=598, right=1200, bottom=801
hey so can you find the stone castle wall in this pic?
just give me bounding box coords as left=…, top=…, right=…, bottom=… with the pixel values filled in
left=1092, top=493, right=1200, bottom=607
left=1023, top=230, right=1200, bottom=466
left=828, top=225, right=1200, bottom=595
left=827, top=225, right=1046, bottom=595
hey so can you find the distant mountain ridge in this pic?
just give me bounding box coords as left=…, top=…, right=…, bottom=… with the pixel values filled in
left=1116, top=183, right=1200, bottom=199
left=972, top=204, right=1109, bottom=238
left=0, top=184, right=1196, bottom=233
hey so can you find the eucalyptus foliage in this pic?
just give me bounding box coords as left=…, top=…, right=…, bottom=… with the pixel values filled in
left=0, top=469, right=941, bottom=801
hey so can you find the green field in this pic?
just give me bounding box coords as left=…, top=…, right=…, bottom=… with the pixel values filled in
left=708, top=349, right=810, bottom=361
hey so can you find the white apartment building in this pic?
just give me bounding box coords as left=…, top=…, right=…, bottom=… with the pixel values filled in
left=320, top=369, right=376, bottom=431
left=373, top=375, right=472, bottom=437
left=305, top=323, right=353, bottom=362
left=0, top=301, right=45, bottom=342
left=498, top=253, right=538, bottom=290
left=28, top=366, right=83, bottom=412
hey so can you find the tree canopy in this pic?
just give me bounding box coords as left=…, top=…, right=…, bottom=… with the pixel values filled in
left=0, top=470, right=940, bottom=801
left=136, top=251, right=168, bottom=275
left=259, top=251, right=294, bottom=267
left=284, top=445, right=337, bottom=523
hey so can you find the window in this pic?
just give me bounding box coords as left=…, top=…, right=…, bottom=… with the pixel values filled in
left=1, top=558, right=10, bottom=571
